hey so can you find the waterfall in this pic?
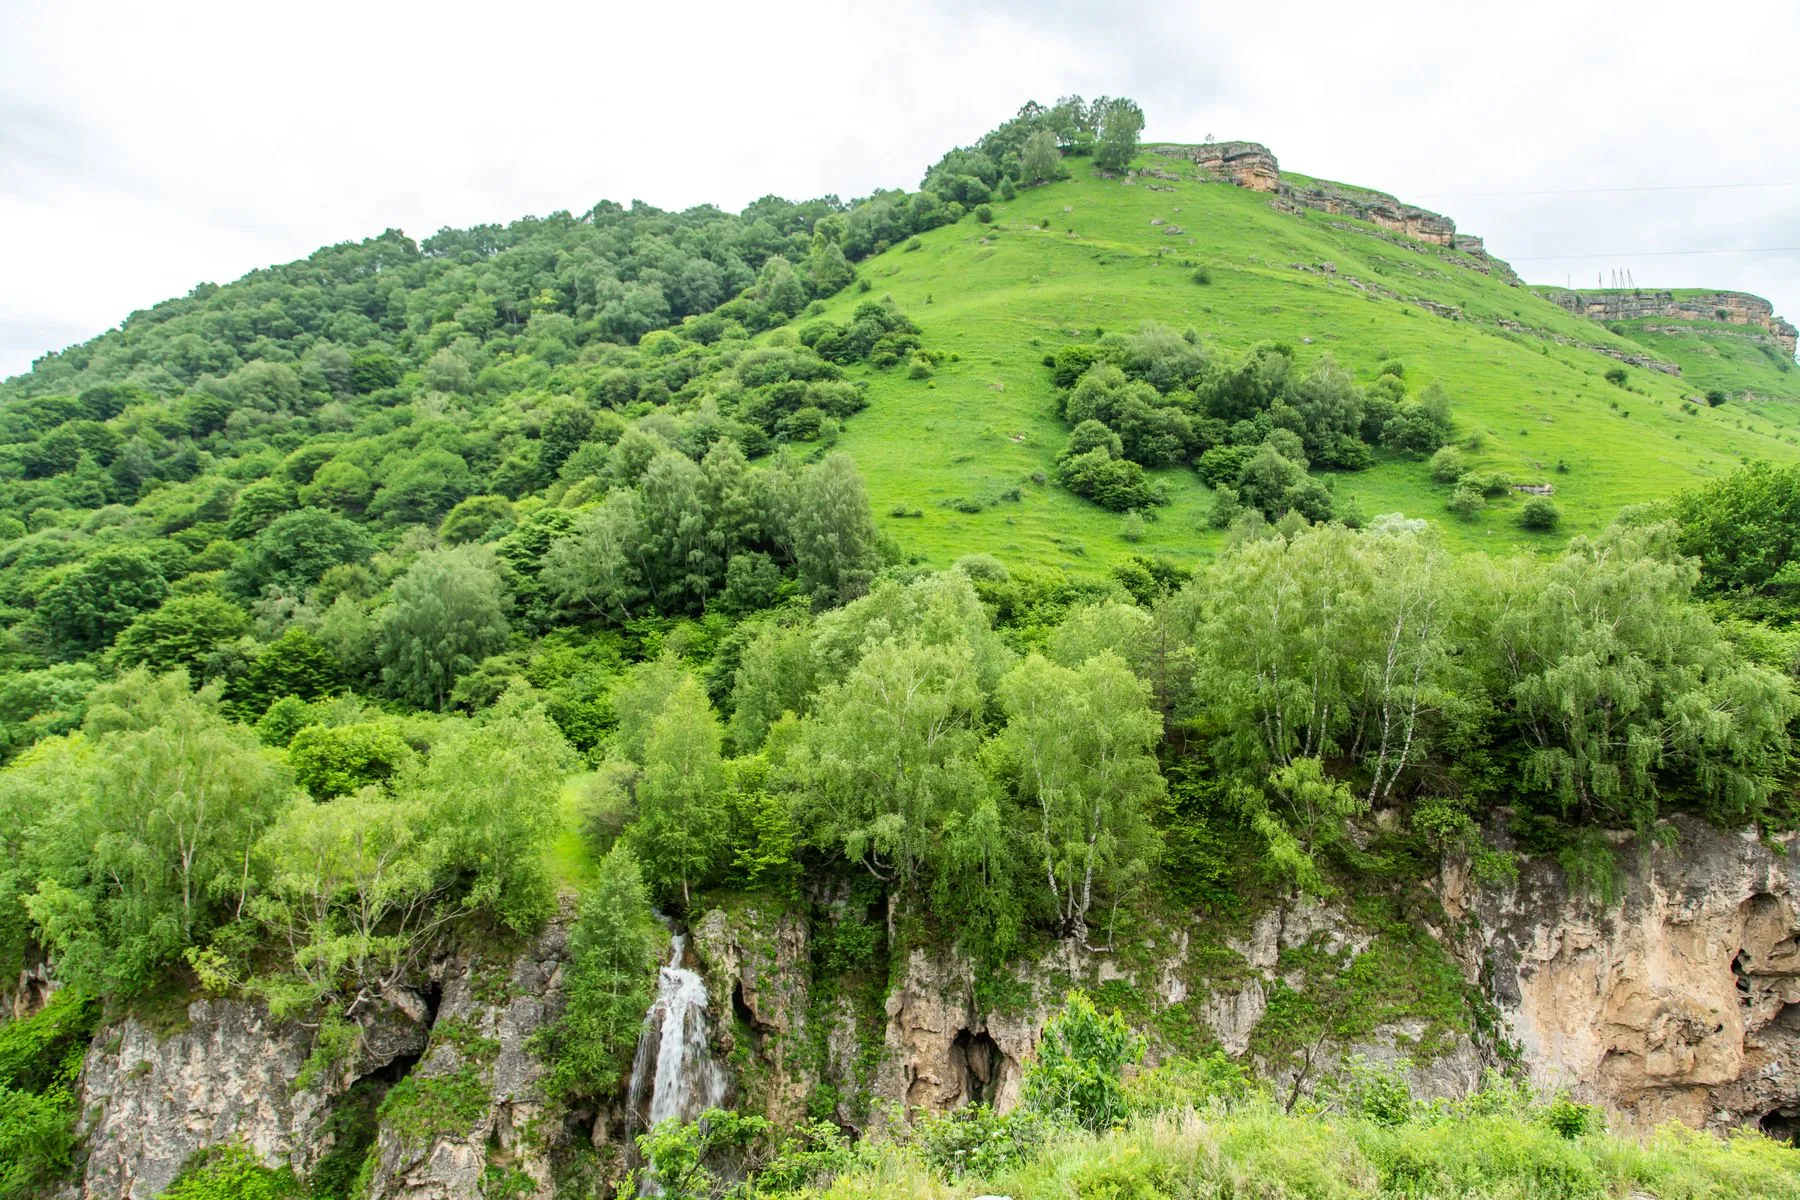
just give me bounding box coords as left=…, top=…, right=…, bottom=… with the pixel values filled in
left=625, top=933, right=729, bottom=1139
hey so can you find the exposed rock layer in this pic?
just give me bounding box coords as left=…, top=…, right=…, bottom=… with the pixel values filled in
left=1463, top=817, right=1800, bottom=1133
left=1539, top=289, right=1798, bottom=358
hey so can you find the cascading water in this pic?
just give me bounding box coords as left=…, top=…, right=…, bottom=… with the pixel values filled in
left=625, top=933, right=729, bottom=1137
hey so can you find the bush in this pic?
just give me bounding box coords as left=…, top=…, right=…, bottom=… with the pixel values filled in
left=1446, top=482, right=1485, bottom=520
left=1022, top=990, right=1144, bottom=1132
left=1192, top=265, right=1212, bottom=285
left=1705, top=388, right=1728, bottom=406
left=1519, top=496, right=1562, bottom=531
left=161, top=1145, right=302, bottom=1200
left=1428, top=445, right=1466, bottom=483
left=1604, top=366, right=1628, bottom=387
left=974, top=204, right=993, bottom=224
left=916, top=1104, right=1046, bottom=1178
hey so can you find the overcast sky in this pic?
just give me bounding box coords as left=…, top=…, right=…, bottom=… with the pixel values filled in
left=4, top=0, right=1797, bottom=379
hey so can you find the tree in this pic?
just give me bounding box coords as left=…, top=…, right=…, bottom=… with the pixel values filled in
left=808, top=231, right=854, bottom=298
left=1468, top=524, right=1793, bottom=827
left=299, top=460, right=373, bottom=514
left=1245, top=757, right=1364, bottom=896
left=631, top=677, right=726, bottom=906
left=286, top=721, right=417, bottom=800
left=1020, top=129, right=1064, bottom=185
left=1093, top=98, right=1145, bottom=173
left=247, top=787, right=445, bottom=1014
left=228, top=509, right=374, bottom=600
left=16, top=671, right=290, bottom=997
left=1673, top=462, right=1800, bottom=621
left=408, top=688, right=573, bottom=931
left=536, top=844, right=662, bottom=1100
left=37, top=548, right=169, bottom=655
left=111, top=594, right=249, bottom=676
left=544, top=490, right=648, bottom=623
left=231, top=627, right=343, bottom=718
left=995, top=653, right=1163, bottom=946
left=377, top=545, right=510, bottom=710
left=791, top=453, right=883, bottom=603
left=638, top=451, right=719, bottom=613
left=798, top=637, right=985, bottom=891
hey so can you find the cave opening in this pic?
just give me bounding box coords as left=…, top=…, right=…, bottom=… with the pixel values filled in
left=950, top=1028, right=1002, bottom=1107
left=1733, top=950, right=1753, bottom=1003
left=1761, top=1107, right=1800, bottom=1145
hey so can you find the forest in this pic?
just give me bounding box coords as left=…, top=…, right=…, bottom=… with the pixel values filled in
left=3, top=96, right=1800, bottom=1199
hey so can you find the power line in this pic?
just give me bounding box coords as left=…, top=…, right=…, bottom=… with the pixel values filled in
left=1509, top=246, right=1800, bottom=261
left=1416, top=181, right=1800, bottom=199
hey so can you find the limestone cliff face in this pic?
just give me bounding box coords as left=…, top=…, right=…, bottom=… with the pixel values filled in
left=364, top=917, right=570, bottom=1200
left=1145, top=141, right=1517, bottom=283
left=1539, top=289, right=1798, bottom=358
left=1460, top=817, right=1800, bottom=1134
left=74, top=991, right=427, bottom=1200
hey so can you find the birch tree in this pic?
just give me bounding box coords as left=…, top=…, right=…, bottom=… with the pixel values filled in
left=996, top=652, right=1163, bottom=946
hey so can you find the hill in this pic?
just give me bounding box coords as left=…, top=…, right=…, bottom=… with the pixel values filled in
left=807, top=141, right=1800, bottom=571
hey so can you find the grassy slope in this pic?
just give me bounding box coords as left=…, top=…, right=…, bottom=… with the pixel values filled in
left=807, top=148, right=1800, bottom=574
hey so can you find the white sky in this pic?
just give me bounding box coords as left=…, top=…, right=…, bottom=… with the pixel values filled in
left=3, top=0, right=1797, bottom=380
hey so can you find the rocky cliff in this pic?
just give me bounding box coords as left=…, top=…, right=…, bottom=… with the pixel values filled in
left=1539, top=289, right=1799, bottom=358
left=1144, top=141, right=1521, bottom=284
left=56, top=822, right=1800, bottom=1197
left=1458, top=815, right=1800, bottom=1136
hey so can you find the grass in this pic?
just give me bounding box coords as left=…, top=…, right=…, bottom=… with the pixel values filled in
left=815, top=1106, right=1800, bottom=1199
left=544, top=772, right=600, bottom=895
left=796, top=146, right=1800, bottom=574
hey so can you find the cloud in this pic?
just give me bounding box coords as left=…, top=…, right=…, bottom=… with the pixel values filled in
left=2, top=0, right=1797, bottom=378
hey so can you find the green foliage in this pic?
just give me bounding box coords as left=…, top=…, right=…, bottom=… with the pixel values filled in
left=37, top=547, right=169, bottom=654
left=111, top=594, right=249, bottom=676
left=1022, top=990, right=1145, bottom=1132
left=228, top=510, right=374, bottom=600
left=536, top=844, right=662, bottom=1101
left=11, top=672, right=290, bottom=997
left=377, top=1067, right=490, bottom=1148
left=630, top=1108, right=772, bottom=1200
left=160, top=1145, right=302, bottom=1200
left=285, top=721, right=417, bottom=799
left=1518, top=495, right=1561, bottom=530
left=915, top=1103, right=1047, bottom=1178
left=0, top=990, right=97, bottom=1200
left=376, top=544, right=509, bottom=710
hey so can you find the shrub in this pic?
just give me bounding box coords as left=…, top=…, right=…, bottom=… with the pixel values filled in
left=1519, top=496, right=1562, bottom=531
left=1604, top=366, right=1628, bottom=386
left=1022, top=990, right=1144, bottom=1132
left=1119, top=512, right=1146, bottom=542
left=974, top=204, right=994, bottom=224
left=1446, top=482, right=1485, bottom=520
left=916, top=1104, right=1046, bottom=1178
left=1428, top=445, right=1466, bottom=483
left=1192, top=265, right=1212, bottom=285
left=160, top=1145, right=302, bottom=1200
left=1706, top=388, right=1728, bottom=406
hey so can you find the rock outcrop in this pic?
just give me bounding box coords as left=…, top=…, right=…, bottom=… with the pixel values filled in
left=75, top=991, right=428, bottom=1200
left=1539, top=289, right=1798, bottom=358
left=364, top=916, right=571, bottom=1200
left=1144, top=141, right=1519, bottom=285
left=1463, top=816, right=1800, bottom=1134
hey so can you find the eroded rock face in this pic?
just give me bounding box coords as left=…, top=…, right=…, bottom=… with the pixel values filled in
left=76, top=992, right=428, bottom=1200
left=364, top=916, right=569, bottom=1200
left=77, top=1001, right=324, bottom=1200
left=690, top=904, right=816, bottom=1126
left=1541, top=289, right=1799, bottom=358
left=1467, top=817, right=1800, bottom=1132
left=874, top=944, right=1044, bottom=1115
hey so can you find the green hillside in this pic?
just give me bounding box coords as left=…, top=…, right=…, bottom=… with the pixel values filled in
left=810, top=145, right=1800, bottom=572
